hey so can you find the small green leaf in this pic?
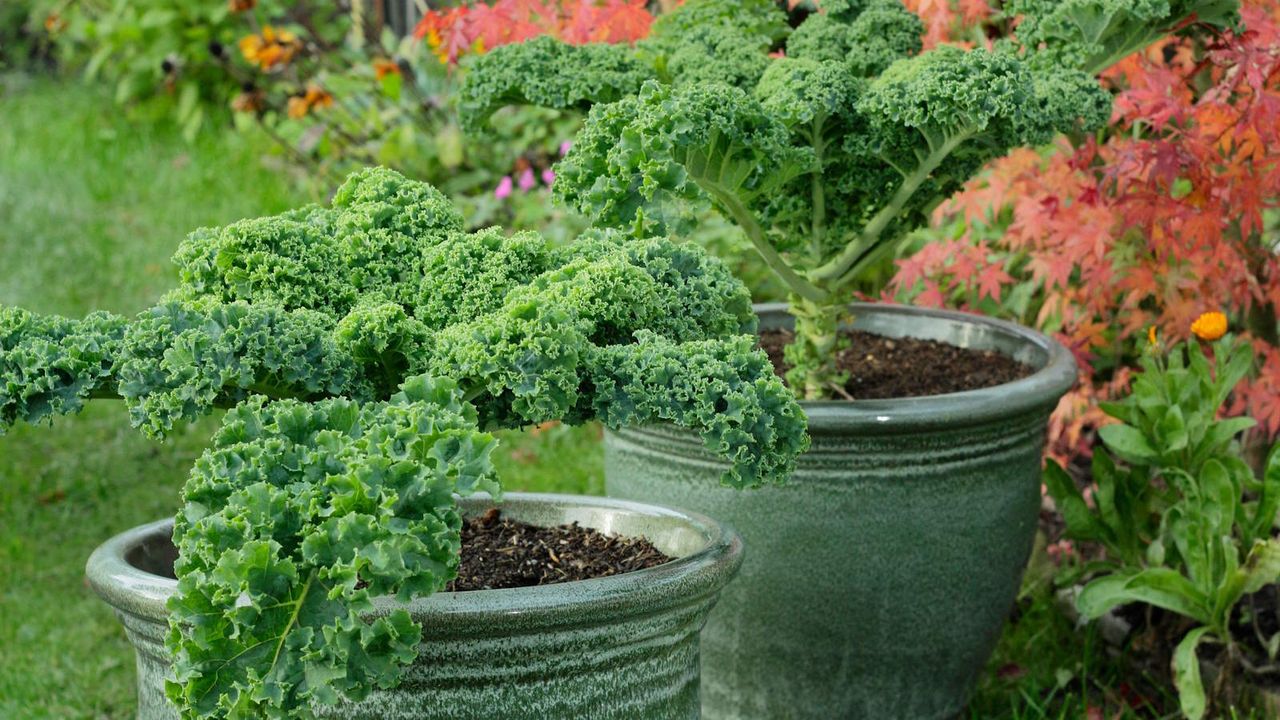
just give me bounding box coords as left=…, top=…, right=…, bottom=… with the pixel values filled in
left=1240, top=539, right=1280, bottom=595
left=1098, top=423, right=1158, bottom=464
left=1172, top=627, right=1214, bottom=720
left=1043, top=460, right=1106, bottom=542
left=1157, top=405, right=1189, bottom=453
left=1076, top=568, right=1210, bottom=624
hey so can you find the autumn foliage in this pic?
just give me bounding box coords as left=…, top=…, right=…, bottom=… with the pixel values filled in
left=892, top=1, right=1280, bottom=454
left=414, top=0, right=655, bottom=64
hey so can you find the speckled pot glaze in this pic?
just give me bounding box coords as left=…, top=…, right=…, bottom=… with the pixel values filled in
left=604, top=303, right=1077, bottom=720
left=85, top=493, right=743, bottom=720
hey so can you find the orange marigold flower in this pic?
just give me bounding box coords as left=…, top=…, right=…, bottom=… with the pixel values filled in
left=374, top=59, right=401, bottom=80
left=1191, top=311, right=1228, bottom=341
left=239, top=25, right=300, bottom=71
left=228, top=0, right=256, bottom=12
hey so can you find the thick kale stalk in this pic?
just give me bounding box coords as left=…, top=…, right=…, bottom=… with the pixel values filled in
left=459, top=0, right=1241, bottom=399
left=0, top=168, right=808, bottom=718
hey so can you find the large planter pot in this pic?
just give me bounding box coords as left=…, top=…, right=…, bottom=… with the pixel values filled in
left=604, top=303, right=1077, bottom=720
left=86, top=493, right=743, bottom=720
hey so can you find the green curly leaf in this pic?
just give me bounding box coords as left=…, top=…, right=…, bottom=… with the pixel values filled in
left=166, top=376, right=499, bottom=718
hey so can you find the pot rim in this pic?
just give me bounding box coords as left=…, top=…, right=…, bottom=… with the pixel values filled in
left=86, top=492, right=743, bottom=628
left=754, top=301, right=1077, bottom=434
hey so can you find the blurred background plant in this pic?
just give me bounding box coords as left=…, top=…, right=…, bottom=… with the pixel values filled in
left=22, top=0, right=667, bottom=239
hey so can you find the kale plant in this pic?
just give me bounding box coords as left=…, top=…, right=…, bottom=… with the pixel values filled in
left=459, top=0, right=1242, bottom=398
left=0, top=167, right=807, bottom=718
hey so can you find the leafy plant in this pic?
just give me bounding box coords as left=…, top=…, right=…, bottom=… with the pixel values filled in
left=1044, top=330, right=1280, bottom=719
left=457, top=0, right=1240, bottom=398
left=0, top=167, right=807, bottom=718
left=893, top=0, right=1280, bottom=457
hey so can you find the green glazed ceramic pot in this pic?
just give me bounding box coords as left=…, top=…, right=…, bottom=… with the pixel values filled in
left=85, top=493, right=743, bottom=720
left=604, top=303, right=1077, bottom=720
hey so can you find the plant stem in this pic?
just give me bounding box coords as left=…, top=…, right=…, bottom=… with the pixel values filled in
left=703, top=185, right=829, bottom=304
left=809, top=117, right=827, bottom=258
left=784, top=295, right=848, bottom=400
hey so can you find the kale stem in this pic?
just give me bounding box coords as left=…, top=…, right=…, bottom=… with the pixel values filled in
left=702, top=185, right=828, bottom=304
left=809, top=115, right=827, bottom=258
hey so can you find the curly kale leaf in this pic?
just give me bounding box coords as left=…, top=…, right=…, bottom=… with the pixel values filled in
left=588, top=332, right=809, bottom=489
left=166, top=376, right=498, bottom=719
left=171, top=167, right=465, bottom=316
left=1007, top=0, right=1241, bottom=73
left=787, top=0, right=924, bottom=76
left=556, top=81, right=813, bottom=237
left=3, top=166, right=807, bottom=485
left=116, top=301, right=368, bottom=437
left=0, top=306, right=125, bottom=431
left=645, top=0, right=790, bottom=48
left=457, top=36, right=655, bottom=133
left=787, top=44, right=1114, bottom=286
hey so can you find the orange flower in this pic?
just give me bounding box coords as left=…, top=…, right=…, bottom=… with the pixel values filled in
left=44, top=12, right=67, bottom=33
left=239, top=25, right=300, bottom=71
left=374, top=59, right=401, bottom=80
left=227, top=0, right=256, bottom=12
left=1191, top=311, right=1228, bottom=341
left=286, top=95, right=309, bottom=119
left=1147, top=326, right=1158, bottom=345
left=287, top=84, right=334, bottom=118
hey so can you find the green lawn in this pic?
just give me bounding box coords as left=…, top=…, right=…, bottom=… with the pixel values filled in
left=0, top=75, right=1199, bottom=720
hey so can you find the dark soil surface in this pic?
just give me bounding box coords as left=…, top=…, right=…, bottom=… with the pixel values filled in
left=445, top=508, right=671, bottom=591
left=759, top=328, right=1033, bottom=399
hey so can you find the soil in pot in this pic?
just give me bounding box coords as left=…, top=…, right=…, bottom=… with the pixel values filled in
left=448, top=508, right=671, bottom=590
left=144, top=509, right=673, bottom=590
left=759, top=327, right=1033, bottom=399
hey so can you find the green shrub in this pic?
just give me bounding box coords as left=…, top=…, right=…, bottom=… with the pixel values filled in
left=1045, top=330, right=1280, bottom=719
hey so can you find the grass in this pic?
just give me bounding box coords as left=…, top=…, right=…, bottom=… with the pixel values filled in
left=0, top=75, right=1210, bottom=720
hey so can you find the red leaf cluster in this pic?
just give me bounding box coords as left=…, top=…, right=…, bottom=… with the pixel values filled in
left=893, top=1, right=1280, bottom=455
left=413, top=0, right=654, bottom=64
left=899, top=0, right=992, bottom=48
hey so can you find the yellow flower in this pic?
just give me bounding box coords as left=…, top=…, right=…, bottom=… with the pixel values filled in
left=1190, top=311, right=1228, bottom=341
left=1147, top=326, right=1158, bottom=345
left=286, top=95, right=309, bottom=119
left=239, top=25, right=300, bottom=71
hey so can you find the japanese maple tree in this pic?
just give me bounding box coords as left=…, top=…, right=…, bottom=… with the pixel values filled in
left=893, top=0, right=1280, bottom=453
left=414, top=0, right=655, bottom=65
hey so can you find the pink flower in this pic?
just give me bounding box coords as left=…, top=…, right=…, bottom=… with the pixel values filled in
left=494, top=175, right=513, bottom=199
left=559, top=140, right=572, bottom=156
left=518, top=168, right=536, bottom=192
left=541, top=168, right=555, bottom=187
left=1046, top=540, right=1076, bottom=563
